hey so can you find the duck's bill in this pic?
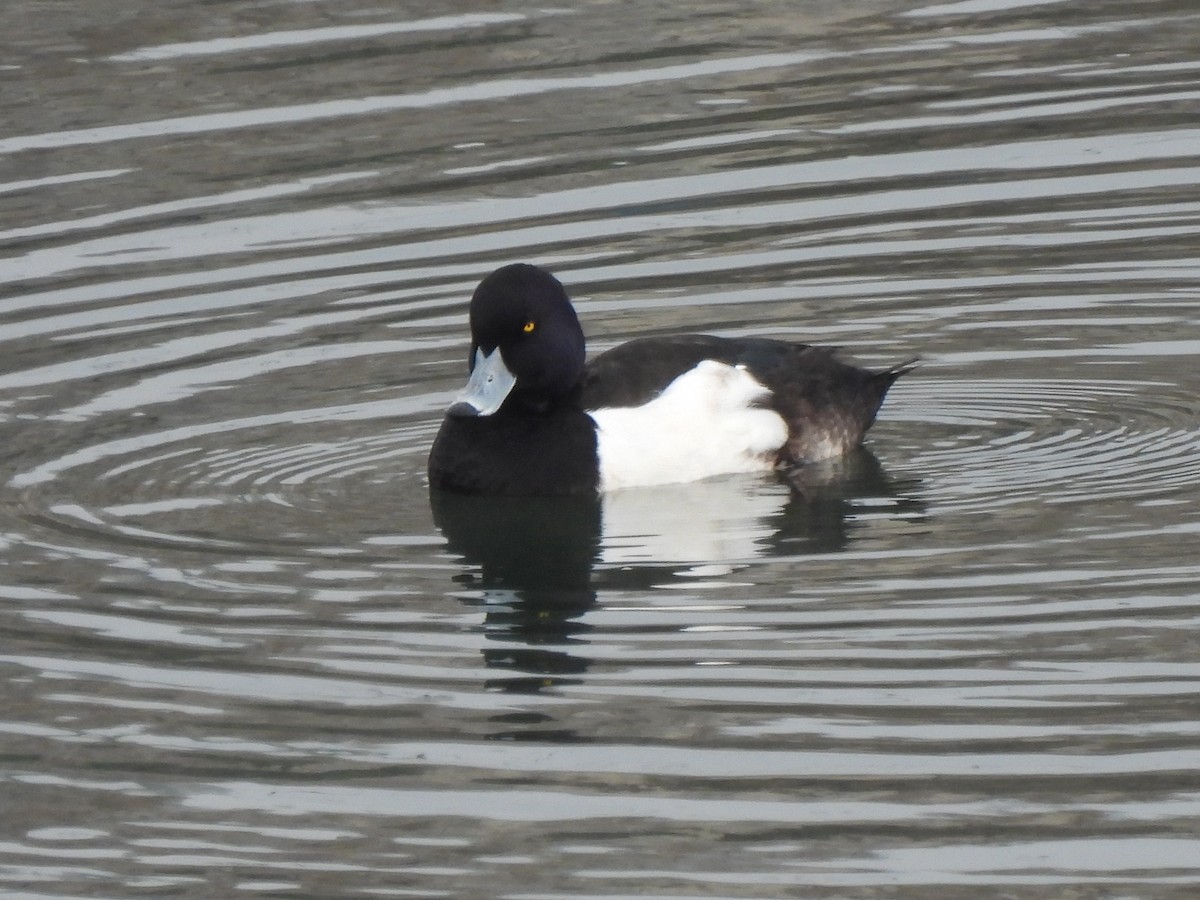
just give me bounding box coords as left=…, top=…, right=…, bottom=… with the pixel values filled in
left=447, top=347, right=517, bottom=417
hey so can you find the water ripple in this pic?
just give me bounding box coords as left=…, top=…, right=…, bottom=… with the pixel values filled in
left=901, top=377, right=1200, bottom=509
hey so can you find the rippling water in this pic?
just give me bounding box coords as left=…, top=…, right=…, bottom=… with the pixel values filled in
left=3, top=0, right=1199, bottom=896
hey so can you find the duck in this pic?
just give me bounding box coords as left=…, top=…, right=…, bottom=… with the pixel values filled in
left=428, top=263, right=914, bottom=496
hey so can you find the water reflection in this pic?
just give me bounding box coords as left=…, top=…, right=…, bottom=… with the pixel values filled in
left=598, top=449, right=926, bottom=571
left=434, top=451, right=920, bottom=580
left=431, top=491, right=602, bottom=593
left=431, top=490, right=600, bottom=700
left=432, top=451, right=923, bottom=698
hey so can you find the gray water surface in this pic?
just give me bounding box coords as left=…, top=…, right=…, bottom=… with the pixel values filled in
left=3, top=0, right=1200, bottom=897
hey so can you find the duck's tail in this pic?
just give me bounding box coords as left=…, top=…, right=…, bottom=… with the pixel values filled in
left=777, top=355, right=917, bottom=466
left=879, top=356, right=920, bottom=389
left=868, top=356, right=918, bottom=419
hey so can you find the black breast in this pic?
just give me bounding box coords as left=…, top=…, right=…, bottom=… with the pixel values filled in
left=427, top=407, right=601, bottom=496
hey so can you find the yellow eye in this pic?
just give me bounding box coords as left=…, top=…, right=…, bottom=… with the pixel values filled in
left=522, top=320, right=536, bottom=333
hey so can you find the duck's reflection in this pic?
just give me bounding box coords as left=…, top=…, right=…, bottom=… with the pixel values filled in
left=430, top=449, right=921, bottom=700
left=768, top=448, right=925, bottom=555
left=432, top=492, right=601, bottom=594
left=430, top=491, right=600, bottom=701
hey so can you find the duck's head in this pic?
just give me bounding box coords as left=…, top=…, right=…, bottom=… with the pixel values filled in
left=448, top=264, right=586, bottom=417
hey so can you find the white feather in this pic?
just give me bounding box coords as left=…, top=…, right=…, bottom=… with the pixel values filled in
left=589, top=360, right=788, bottom=491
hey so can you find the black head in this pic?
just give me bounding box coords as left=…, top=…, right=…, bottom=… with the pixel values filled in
left=467, top=264, right=587, bottom=404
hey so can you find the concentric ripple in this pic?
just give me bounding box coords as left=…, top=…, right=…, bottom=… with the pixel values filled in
left=896, top=376, right=1200, bottom=511
left=10, top=400, right=441, bottom=557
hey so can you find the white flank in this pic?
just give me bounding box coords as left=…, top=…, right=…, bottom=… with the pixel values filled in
left=589, top=361, right=788, bottom=491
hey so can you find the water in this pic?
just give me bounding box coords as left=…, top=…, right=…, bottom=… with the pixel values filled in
left=2, top=0, right=1199, bottom=896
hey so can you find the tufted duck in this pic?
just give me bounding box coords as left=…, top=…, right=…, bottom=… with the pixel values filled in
left=428, top=264, right=914, bottom=496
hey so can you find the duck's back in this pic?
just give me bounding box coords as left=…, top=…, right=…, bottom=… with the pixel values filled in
left=582, top=335, right=912, bottom=466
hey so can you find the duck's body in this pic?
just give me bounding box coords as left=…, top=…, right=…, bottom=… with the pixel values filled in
left=428, top=264, right=913, bottom=496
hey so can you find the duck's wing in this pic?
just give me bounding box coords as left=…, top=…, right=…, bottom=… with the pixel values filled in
left=580, top=335, right=749, bottom=410
left=583, top=334, right=916, bottom=464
